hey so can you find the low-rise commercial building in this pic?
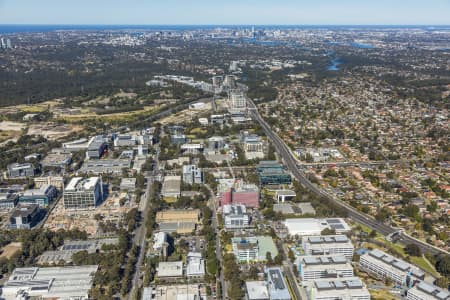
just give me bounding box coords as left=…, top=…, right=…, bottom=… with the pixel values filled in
left=1, top=265, right=98, bottom=300
left=0, top=192, right=19, bottom=210
left=156, top=209, right=199, bottom=234
left=298, top=255, right=353, bottom=282
left=182, top=165, right=204, bottom=185
left=301, top=235, right=354, bottom=260
left=265, top=267, right=291, bottom=300
left=41, top=150, right=72, bottom=168
left=275, top=190, right=296, bottom=203
left=19, top=185, right=58, bottom=207
left=407, top=281, right=450, bottom=300
left=232, top=236, right=278, bottom=263
left=223, top=204, right=251, bottom=229
left=186, top=252, right=205, bottom=278
left=246, top=281, right=270, bottom=300
left=63, top=177, right=103, bottom=209
left=86, top=135, right=108, bottom=159
left=359, top=249, right=425, bottom=286
left=156, top=261, right=184, bottom=278
left=305, top=277, right=370, bottom=300
left=79, top=158, right=132, bottom=175
left=120, top=178, right=137, bottom=191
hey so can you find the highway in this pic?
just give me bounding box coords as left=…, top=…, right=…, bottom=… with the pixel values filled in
left=248, top=99, right=449, bottom=257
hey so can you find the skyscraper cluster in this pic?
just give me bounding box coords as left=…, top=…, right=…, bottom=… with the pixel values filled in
left=0, top=38, right=12, bottom=49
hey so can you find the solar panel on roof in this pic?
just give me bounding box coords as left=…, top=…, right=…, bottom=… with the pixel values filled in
left=315, top=281, right=333, bottom=290
left=334, top=235, right=348, bottom=242
left=331, top=256, right=347, bottom=264
left=327, top=219, right=341, bottom=224
left=303, top=257, right=320, bottom=265
left=330, top=224, right=345, bottom=230
left=347, top=280, right=363, bottom=289
left=393, top=260, right=409, bottom=271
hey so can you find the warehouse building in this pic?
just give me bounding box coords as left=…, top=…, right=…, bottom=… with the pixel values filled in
left=1, top=265, right=98, bottom=300
left=265, top=267, right=291, bottom=300
left=298, top=255, right=353, bottom=282
left=359, top=249, right=425, bottom=286
left=283, top=218, right=351, bottom=236
left=407, top=281, right=450, bottom=300
left=161, top=176, right=181, bottom=200
left=301, top=235, right=354, bottom=260
left=63, top=177, right=103, bottom=209
left=156, top=209, right=199, bottom=234
left=305, top=277, right=370, bottom=300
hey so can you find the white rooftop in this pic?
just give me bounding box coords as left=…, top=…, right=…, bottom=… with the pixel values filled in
left=246, top=281, right=269, bottom=300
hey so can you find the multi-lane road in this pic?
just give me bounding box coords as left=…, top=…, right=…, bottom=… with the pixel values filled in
left=248, top=99, right=449, bottom=257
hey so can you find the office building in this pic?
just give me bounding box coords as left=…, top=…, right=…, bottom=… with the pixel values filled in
left=9, top=204, right=43, bottom=229
left=186, top=252, right=205, bottom=277
left=0, top=38, right=5, bottom=49
left=246, top=281, right=270, bottom=300
left=19, top=185, right=58, bottom=207
left=79, top=158, right=132, bottom=174
left=0, top=192, right=19, bottom=210
left=151, top=284, right=205, bottom=300
left=283, top=218, right=351, bottom=236
left=170, top=133, right=186, bottom=144
left=7, top=163, right=36, bottom=178
left=161, top=176, right=181, bottom=199
left=86, top=135, right=108, bottom=159
left=223, top=204, right=251, bottom=229
left=275, top=190, right=296, bottom=203
left=63, top=177, right=103, bottom=209
left=359, top=249, right=425, bottom=286
left=208, top=136, right=225, bottom=151
left=219, top=179, right=260, bottom=208
left=41, top=150, right=72, bottom=168
left=407, top=281, right=450, bottom=300
left=120, top=178, right=137, bottom=191
left=34, top=176, right=65, bottom=189
left=298, top=255, right=353, bottom=281
left=182, top=165, right=204, bottom=185
left=257, top=161, right=292, bottom=185
left=302, top=235, right=354, bottom=260
left=229, top=91, right=246, bottom=111
left=305, top=277, right=370, bottom=300
left=265, top=267, right=291, bottom=300
left=2, top=265, right=98, bottom=300
left=156, top=209, right=199, bottom=234
left=232, top=236, right=278, bottom=263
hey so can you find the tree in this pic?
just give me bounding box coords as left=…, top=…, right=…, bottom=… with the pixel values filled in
left=405, top=244, right=421, bottom=257
left=266, top=252, right=273, bottom=265
left=321, top=228, right=336, bottom=235
left=375, top=207, right=390, bottom=222
left=369, top=230, right=377, bottom=239
left=436, top=255, right=450, bottom=277
left=435, top=277, right=449, bottom=289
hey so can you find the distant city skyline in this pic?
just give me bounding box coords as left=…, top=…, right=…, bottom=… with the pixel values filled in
left=0, top=0, right=449, bottom=26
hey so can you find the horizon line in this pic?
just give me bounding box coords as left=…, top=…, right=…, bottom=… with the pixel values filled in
left=1, top=23, right=450, bottom=27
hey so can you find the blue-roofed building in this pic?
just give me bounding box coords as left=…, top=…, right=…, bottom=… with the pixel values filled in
left=256, top=161, right=291, bottom=185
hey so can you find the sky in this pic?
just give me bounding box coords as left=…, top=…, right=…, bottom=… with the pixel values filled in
left=0, top=0, right=449, bottom=25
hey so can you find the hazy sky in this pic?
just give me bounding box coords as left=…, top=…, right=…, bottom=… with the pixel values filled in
left=0, top=0, right=449, bottom=25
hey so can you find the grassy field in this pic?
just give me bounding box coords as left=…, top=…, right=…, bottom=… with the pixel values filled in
left=369, top=289, right=399, bottom=300
left=57, top=106, right=159, bottom=123
left=0, top=242, right=22, bottom=259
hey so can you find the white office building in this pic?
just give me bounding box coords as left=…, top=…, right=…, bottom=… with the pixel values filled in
left=407, top=281, right=450, bottom=300
left=186, top=252, right=205, bottom=278
left=302, top=235, right=354, bottom=260
left=265, top=267, right=291, bottom=300
left=283, top=218, right=351, bottom=236
left=63, top=177, right=103, bottom=209
left=359, top=249, right=425, bottom=286
left=298, top=255, right=353, bottom=282
left=305, top=277, right=370, bottom=300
